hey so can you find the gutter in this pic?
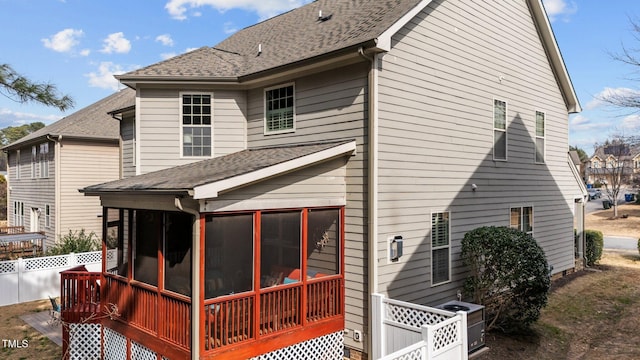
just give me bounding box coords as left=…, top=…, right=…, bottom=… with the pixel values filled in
left=175, top=197, right=201, bottom=360
left=359, top=46, right=380, bottom=357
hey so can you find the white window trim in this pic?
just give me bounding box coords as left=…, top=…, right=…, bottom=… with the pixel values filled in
left=15, top=150, right=21, bottom=180
left=509, top=205, right=534, bottom=236
left=179, top=91, right=214, bottom=159
left=535, top=110, right=546, bottom=164
left=31, top=145, right=37, bottom=179
left=430, top=210, right=451, bottom=287
left=13, top=201, right=24, bottom=227
left=45, top=204, right=51, bottom=228
left=263, top=82, right=296, bottom=135
left=493, top=98, right=508, bottom=161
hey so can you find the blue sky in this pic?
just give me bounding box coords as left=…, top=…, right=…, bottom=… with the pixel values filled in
left=0, top=0, right=638, bottom=155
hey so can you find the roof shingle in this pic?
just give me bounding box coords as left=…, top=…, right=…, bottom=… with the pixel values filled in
left=118, top=0, right=423, bottom=80
left=3, top=88, right=135, bottom=150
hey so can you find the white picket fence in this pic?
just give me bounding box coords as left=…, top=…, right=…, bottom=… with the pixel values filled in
left=371, top=293, right=468, bottom=360
left=0, top=251, right=104, bottom=306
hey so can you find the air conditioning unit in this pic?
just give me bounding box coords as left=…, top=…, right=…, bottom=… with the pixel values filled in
left=434, top=300, right=485, bottom=354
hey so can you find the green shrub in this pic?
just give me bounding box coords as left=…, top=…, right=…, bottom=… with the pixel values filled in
left=585, top=230, right=603, bottom=266
left=461, top=226, right=550, bottom=332
left=46, top=229, right=100, bottom=255
left=637, top=238, right=640, bottom=255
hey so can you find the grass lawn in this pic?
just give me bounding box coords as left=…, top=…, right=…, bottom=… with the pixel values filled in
left=0, top=299, right=61, bottom=360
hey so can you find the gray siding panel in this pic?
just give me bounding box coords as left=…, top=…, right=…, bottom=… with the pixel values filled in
left=246, top=62, right=369, bottom=348
left=137, top=89, right=246, bottom=174
left=376, top=0, right=582, bottom=306
left=121, top=115, right=135, bottom=178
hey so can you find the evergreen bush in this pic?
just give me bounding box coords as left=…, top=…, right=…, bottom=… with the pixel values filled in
left=46, top=229, right=100, bottom=256
left=584, top=230, right=603, bottom=266
left=461, top=226, right=550, bottom=332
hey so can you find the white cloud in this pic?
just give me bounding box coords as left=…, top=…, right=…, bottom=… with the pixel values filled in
left=85, top=62, right=126, bottom=90
left=100, top=32, right=131, bottom=54
left=41, top=28, right=84, bottom=53
left=542, top=0, right=577, bottom=22
left=587, top=87, right=640, bottom=110
left=0, top=108, right=61, bottom=126
left=80, top=49, right=91, bottom=56
left=165, top=0, right=312, bottom=21
left=621, top=114, right=640, bottom=131
left=223, top=22, right=238, bottom=34
left=156, top=34, right=174, bottom=47
left=161, top=52, right=177, bottom=60
left=569, top=114, right=609, bottom=132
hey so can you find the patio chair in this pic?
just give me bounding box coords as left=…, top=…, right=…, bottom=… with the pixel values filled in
left=48, top=296, right=61, bottom=326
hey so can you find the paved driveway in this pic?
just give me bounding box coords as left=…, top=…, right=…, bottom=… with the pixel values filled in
left=604, top=236, right=637, bottom=251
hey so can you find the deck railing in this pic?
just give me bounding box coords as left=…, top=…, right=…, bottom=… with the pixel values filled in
left=203, top=275, right=343, bottom=355
left=60, top=267, right=101, bottom=323
left=102, top=274, right=192, bottom=350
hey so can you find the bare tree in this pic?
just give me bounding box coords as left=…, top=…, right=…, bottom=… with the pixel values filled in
left=592, top=136, right=635, bottom=217
left=599, top=19, right=640, bottom=110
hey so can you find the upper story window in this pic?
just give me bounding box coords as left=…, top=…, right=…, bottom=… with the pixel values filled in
left=592, top=160, right=600, bottom=168
left=265, top=83, right=295, bottom=134
left=510, top=206, right=533, bottom=235
left=15, top=150, right=21, bottom=179
left=535, top=111, right=545, bottom=163
left=40, top=143, right=49, bottom=178
left=493, top=99, right=507, bottom=161
left=181, top=93, right=212, bottom=157
left=31, top=146, right=38, bottom=179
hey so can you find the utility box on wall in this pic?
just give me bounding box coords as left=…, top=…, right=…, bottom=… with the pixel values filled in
left=389, top=235, right=403, bottom=262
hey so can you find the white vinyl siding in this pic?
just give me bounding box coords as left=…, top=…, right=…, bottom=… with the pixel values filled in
left=535, top=111, right=545, bottom=163
left=431, top=212, right=450, bottom=286
left=264, top=83, right=295, bottom=134
left=31, top=146, right=37, bottom=179
left=493, top=99, right=507, bottom=161
left=15, top=150, right=21, bottom=180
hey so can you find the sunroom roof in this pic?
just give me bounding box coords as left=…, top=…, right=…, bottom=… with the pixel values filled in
left=81, top=140, right=356, bottom=199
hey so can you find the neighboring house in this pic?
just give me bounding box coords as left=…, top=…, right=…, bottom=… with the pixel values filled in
left=586, top=144, right=639, bottom=186
left=69, top=1, right=584, bottom=359
left=2, top=88, right=134, bottom=249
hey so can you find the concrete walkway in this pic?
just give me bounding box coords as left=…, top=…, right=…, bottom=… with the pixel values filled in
left=20, top=310, right=62, bottom=346
left=604, top=236, right=637, bottom=251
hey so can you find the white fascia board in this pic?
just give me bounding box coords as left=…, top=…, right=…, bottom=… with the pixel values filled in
left=528, top=0, right=581, bottom=113
left=375, top=0, right=434, bottom=52
left=193, top=141, right=357, bottom=200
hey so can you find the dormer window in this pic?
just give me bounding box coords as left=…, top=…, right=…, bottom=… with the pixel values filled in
left=181, top=93, right=212, bottom=157
left=264, top=83, right=295, bottom=134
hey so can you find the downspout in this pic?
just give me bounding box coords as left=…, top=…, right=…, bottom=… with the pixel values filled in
left=175, top=196, right=201, bottom=360
left=359, top=47, right=379, bottom=358
left=47, top=135, right=62, bottom=247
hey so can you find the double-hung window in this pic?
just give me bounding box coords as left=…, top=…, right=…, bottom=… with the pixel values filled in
left=31, top=146, right=38, bottom=178
left=45, top=204, right=51, bottom=228
left=13, top=201, right=24, bottom=227
left=181, top=93, right=212, bottom=157
left=431, top=211, right=451, bottom=285
left=265, top=84, right=295, bottom=134
left=535, top=111, right=545, bottom=163
left=510, top=206, right=533, bottom=235
left=493, top=99, right=507, bottom=160
left=40, top=143, right=49, bottom=178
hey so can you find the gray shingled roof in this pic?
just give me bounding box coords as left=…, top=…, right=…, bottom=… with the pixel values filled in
left=117, top=0, right=423, bottom=80
left=81, top=140, right=354, bottom=195
left=3, top=88, right=135, bottom=150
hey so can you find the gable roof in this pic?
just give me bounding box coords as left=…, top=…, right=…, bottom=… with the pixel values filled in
left=3, top=88, right=135, bottom=151
left=117, top=0, right=580, bottom=113
left=81, top=140, right=357, bottom=199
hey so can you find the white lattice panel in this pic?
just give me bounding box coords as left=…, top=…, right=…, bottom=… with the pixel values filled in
left=24, top=255, right=69, bottom=270
left=68, top=323, right=101, bottom=360
left=131, top=340, right=157, bottom=360
left=385, top=303, right=449, bottom=329
left=251, top=331, right=343, bottom=360
left=0, top=261, right=17, bottom=274
left=103, top=327, right=128, bottom=360
left=432, top=322, right=460, bottom=351
left=76, top=251, right=102, bottom=264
